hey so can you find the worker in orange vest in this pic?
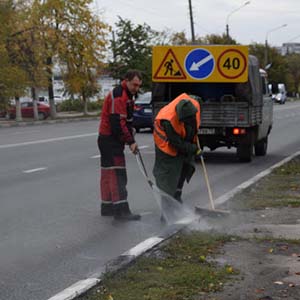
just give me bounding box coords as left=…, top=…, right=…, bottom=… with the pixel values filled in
left=153, top=93, right=201, bottom=204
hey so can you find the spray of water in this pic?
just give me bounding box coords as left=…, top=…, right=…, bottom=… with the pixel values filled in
left=152, top=185, right=196, bottom=224
left=136, top=151, right=210, bottom=227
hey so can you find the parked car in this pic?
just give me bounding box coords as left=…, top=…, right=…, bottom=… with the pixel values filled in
left=271, top=83, right=287, bottom=104
left=8, top=101, right=50, bottom=120
left=133, top=92, right=153, bottom=132
left=0, top=109, right=6, bottom=118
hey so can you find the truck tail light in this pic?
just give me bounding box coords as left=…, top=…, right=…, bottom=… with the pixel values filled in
left=233, top=128, right=246, bottom=135
left=134, top=105, right=142, bottom=111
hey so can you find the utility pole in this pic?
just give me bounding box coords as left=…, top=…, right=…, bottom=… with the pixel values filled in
left=188, top=0, right=195, bottom=43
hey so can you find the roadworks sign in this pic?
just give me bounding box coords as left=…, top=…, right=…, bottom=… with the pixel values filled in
left=152, top=45, right=248, bottom=83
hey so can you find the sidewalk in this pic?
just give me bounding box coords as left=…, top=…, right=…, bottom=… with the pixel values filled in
left=0, top=111, right=99, bottom=128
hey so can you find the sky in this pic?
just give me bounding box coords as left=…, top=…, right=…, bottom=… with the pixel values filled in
left=92, top=0, right=300, bottom=47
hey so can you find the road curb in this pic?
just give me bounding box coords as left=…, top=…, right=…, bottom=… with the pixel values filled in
left=47, top=150, right=300, bottom=300
left=47, top=223, right=186, bottom=300
left=0, top=117, right=99, bottom=128
left=214, top=149, right=300, bottom=207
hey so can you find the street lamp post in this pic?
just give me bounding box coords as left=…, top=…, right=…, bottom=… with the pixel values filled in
left=264, top=24, right=287, bottom=68
left=226, top=1, right=250, bottom=39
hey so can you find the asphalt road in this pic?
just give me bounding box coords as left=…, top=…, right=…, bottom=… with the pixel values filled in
left=0, top=102, right=300, bottom=300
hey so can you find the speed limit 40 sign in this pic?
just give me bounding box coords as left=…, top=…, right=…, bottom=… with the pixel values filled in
left=217, top=49, right=247, bottom=80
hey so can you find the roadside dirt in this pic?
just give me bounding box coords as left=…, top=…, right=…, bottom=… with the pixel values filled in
left=190, top=206, right=300, bottom=300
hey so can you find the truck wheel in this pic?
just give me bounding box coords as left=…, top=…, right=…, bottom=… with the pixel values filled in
left=255, top=137, right=268, bottom=156
left=237, top=143, right=253, bottom=162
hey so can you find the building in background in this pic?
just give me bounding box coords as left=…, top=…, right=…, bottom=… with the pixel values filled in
left=281, top=43, right=300, bottom=55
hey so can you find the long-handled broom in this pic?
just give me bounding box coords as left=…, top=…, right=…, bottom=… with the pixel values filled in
left=194, top=138, right=230, bottom=217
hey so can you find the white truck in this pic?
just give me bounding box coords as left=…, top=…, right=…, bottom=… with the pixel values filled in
left=152, top=46, right=273, bottom=162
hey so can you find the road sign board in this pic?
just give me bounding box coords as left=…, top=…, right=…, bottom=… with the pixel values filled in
left=185, top=48, right=215, bottom=80
left=152, top=45, right=248, bottom=82
left=153, top=49, right=186, bottom=80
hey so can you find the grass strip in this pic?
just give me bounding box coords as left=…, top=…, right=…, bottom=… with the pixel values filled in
left=77, top=231, right=237, bottom=300
left=228, top=157, right=300, bottom=209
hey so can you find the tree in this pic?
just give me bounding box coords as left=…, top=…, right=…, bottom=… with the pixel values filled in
left=35, top=0, right=108, bottom=117
left=0, top=0, right=30, bottom=121
left=57, top=0, right=109, bottom=115
left=285, top=53, right=300, bottom=95
left=249, top=43, right=287, bottom=84
left=202, top=33, right=237, bottom=45
left=9, top=1, right=49, bottom=121
left=109, top=17, right=156, bottom=90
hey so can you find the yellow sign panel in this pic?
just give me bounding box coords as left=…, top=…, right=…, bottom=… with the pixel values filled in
left=152, top=45, right=248, bottom=83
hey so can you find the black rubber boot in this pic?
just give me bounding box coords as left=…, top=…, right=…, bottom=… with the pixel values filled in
left=114, top=212, right=141, bottom=221
left=113, top=202, right=141, bottom=221
left=101, top=202, right=113, bottom=216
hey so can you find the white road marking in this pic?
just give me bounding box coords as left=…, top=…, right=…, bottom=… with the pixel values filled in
left=47, top=278, right=100, bottom=300
left=123, top=236, right=163, bottom=257
left=90, top=154, right=101, bottom=159
left=0, top=133, right=97, bottom=149
left=138, top=145, right=149, bottom=149
left=23, top=167, right=47, bottom=174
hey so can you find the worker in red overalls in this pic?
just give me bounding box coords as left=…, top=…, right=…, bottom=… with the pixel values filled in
left=98, top=70, right=142, bottom=221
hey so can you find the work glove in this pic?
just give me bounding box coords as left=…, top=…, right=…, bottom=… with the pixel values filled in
left=129, top=142, right=139, bottom=155
left=195, top=148, right=203, bottom=161
left=132, top=127, right=136, bottom=137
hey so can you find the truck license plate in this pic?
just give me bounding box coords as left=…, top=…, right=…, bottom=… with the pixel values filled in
left=198, top=128, right=215, bottom=135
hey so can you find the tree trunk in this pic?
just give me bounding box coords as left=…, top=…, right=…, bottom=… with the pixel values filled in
left=31, top=87, right=39, bottom=121
left=15, top=97, right=22, bottom=122
left=82, top=93, right=88, bottom=116
left=47, top=57, right=57, bottom=119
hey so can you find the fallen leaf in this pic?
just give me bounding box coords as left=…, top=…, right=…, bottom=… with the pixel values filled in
left=279, top=245, right=289, bottom=251
left=295, top=272, right=300, bottom=275
left=289, top=283, right=295, bottom=287
left=291, top=253, right=300, bottom=257
left=107, top=294, right=114, bottom=300
left=254, top=288, right=265, bottom=293
left=199, top=255, right=206, bottom=262
left=226, top=266, right=233, bottom=273
left=269, top=248, right=274, bottom=253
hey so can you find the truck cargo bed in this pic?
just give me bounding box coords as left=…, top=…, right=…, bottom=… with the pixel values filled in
left=200, top=102, right=262, bottom=127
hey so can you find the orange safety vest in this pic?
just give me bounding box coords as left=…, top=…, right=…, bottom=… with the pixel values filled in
left=153, top=93, right=201, bottom=156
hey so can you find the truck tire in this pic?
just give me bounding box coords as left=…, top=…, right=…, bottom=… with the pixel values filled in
left=255, top=137, right=268, bottom=156
left=237, top=143, right=253, bottom=162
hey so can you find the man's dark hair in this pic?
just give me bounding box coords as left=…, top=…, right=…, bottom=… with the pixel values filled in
left=124, top=69, right=142, bottom=81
